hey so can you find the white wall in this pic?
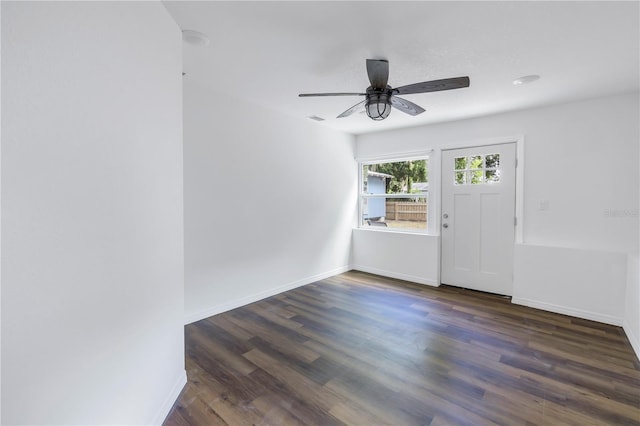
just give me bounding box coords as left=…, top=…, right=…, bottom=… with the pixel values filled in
left=1, top=3, right=3, bottom=420
left=625, top=254, right=640, bottom=358
left=352, top=230, right=439, bottom=286
left=623, top=94, right=640, bottom=357
left=358, top=93, right=639, bottom=254
left=513, top=244, right=627, bottom=324
left=183, top=79, right=356, bottom=323
left=2, top=2, right=185, bottom=424
left=355, top=92, right=639, bottom=327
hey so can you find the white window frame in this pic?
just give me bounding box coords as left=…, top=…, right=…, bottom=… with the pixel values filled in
left=358, top=153, right=431, bottom=234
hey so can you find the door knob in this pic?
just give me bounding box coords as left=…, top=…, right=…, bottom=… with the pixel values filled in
left=443, top=223, right=449, bottom=229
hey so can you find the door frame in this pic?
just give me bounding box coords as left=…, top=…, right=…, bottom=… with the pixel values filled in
left=435, top=135, right=525, bottom=284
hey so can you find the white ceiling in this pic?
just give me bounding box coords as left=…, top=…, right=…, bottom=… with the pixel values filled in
left=163, top=1, right=639, bottom=135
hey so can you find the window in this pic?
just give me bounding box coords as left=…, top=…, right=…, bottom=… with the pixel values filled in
left=454, top=153, right=500, bottom=185
left=360, top=157, right=429, bottom=231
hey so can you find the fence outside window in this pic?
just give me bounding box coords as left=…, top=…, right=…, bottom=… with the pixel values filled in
left=384, top=201, right=427, bottom=221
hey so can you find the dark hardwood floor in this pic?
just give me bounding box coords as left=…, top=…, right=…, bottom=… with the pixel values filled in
left=164, top=271, right=640, bottom=425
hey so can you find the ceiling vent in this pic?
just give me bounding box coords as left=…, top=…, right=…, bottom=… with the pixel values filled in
left=182, top=30, right=210, bottom=47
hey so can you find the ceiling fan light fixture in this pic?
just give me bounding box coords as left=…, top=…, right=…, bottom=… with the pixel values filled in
left=365, top=93, right=392, bottom=121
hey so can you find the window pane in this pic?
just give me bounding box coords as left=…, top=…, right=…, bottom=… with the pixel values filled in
left=485, top=169, right=500, bottom=183
left=362, top=159, right=428, bottom=195
left=455, top=171, right=466, bottom=185
left=362, top=196, right=427, bottom=230
left=470, top=169, right=483, bottom=184
left=469, top=155, right=483, bottom=169
left=485, top=153, right=500, bottom=169
left=455, top=157, right=466, bottom=170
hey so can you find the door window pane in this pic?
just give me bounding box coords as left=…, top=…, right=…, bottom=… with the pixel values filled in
left=470, top=170, right=483, bottom=184
left=469, top=155, right=483, bottom=169
left=485, top=169, right=500, bottom=183
left=453, top=152, right=502, bottom=185
left=485, top=154, right=500, bottom=168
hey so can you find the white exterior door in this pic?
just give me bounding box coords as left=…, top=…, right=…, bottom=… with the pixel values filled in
left=440, top=143, right=517, bottom=295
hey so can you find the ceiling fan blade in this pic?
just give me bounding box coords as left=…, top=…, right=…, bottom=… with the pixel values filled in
left=393, top=76, right=470, bottom=95
left=390, top=96, right=426, bottom=116
left=299, top=92, right=366, bottom=97
left=366, top=59, right=389, bottom=90
left=337, top=99, right=367, bottom=118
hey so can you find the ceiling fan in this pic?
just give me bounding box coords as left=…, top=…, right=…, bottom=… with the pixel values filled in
left=299, top=59, right=470, bottom=121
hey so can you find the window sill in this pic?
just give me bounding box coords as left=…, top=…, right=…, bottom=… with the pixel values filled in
left=353, top=227, right=437, bottom=237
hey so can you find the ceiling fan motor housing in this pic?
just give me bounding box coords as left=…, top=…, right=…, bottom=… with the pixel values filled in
left=365, top=87, right=392, bottom=121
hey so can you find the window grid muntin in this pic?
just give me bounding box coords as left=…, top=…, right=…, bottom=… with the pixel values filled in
left=454, top=153, right=500, bottom=185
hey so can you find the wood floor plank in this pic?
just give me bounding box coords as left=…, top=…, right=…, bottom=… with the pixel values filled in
left=225, top=313, right=320, bottom=364
left=250, top=394, right=306, bottom=426
left=187, top=326, right=257, bottom=376
left=164, top=271, right=640, bottom=425
left=169, top=383, right=228, bottom=426
left=246, top=367, right=344, bottom=426
left=242, top=348, right=346, bottom=416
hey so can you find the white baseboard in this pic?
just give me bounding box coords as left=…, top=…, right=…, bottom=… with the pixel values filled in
left=184, top=265, right=351, bottom=324
left=150, top=369, right=187, bottom=426
left=351, top=265, right=439, bottom=287
left=623, top=319, right=640, bottom=362
left=511, top=297, right=623, bottom=326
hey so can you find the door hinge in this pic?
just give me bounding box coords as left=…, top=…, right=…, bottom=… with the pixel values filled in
left=514, top=217, right=517, bottom=226
left=515, top=158, right=518, bottom=168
